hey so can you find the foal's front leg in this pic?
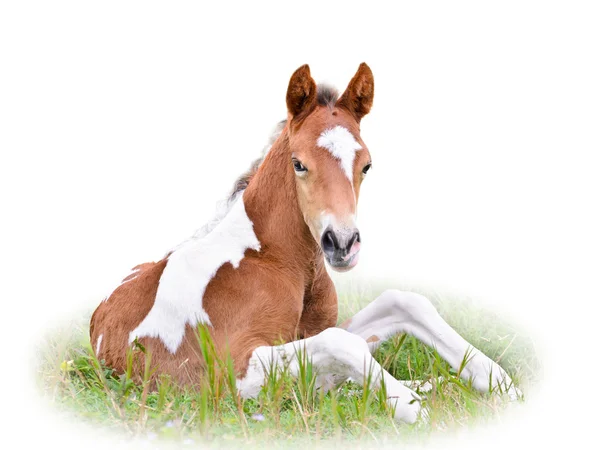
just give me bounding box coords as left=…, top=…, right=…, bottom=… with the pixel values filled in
left=236, top=327, right=425, bottom=423
left=341, top=289, right=521, bottom=399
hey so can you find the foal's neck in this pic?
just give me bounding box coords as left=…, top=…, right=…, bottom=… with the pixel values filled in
left=243, top=131, right=320, bottom=274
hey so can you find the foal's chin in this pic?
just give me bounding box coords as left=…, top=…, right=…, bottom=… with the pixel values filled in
left=325, top=253, right=360, bottom=273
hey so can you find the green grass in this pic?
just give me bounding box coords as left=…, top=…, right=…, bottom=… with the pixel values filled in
left=36, top=282, right=540, bottom=448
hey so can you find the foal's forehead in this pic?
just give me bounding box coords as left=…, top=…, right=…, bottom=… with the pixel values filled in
left=293, top=107, right=368, bottom=181
left=316, top=125, right=362, bottom=181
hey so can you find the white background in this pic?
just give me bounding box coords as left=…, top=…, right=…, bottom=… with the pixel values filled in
left=1, top=1, right=599, bottom=448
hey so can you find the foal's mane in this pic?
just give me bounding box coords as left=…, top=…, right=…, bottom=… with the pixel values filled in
left=177, top=84, right=339, bottom=246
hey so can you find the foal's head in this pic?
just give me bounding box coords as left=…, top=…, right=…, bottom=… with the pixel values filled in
left=285, top=63, right=374, bottom=272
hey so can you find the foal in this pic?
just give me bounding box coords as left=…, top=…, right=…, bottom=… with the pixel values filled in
left=90, top=63, right=518, bottom=423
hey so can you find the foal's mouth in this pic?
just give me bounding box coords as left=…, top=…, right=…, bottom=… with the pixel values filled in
left=323, top=240, right=361, bottom=272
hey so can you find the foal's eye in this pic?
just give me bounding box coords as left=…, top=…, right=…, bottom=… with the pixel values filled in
left=362, top=163, right=372, bottom=175
left=292, top=159, right=307, bottom=173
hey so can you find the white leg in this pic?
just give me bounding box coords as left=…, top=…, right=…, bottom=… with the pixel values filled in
left=236, top=327, right=425, bottom=424
left=342, top=289, right=520, bottom=399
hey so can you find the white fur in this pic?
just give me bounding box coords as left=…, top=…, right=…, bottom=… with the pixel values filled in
left=172, top=191, right=244, bottom=252
left=129, top=194, right=261, bottom=354
left=236, top=327, right=423, bottom=424
left=95, top=334, right=103, bottom=355
left=169, top=121, right=283, bottom=253
left=318, top=212, right=358, bottom=244
left=316, top=126, right=362, bottom=182
left=319, top=212, right=334, bottom=238
left=344, top=289, right=521, bottom=400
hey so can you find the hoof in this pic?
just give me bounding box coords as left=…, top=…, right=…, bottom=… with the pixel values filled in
left=386, top=389, right=425, bottom=424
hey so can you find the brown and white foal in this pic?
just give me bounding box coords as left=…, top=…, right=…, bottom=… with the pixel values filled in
left=90, top=63, right=518, bottom=423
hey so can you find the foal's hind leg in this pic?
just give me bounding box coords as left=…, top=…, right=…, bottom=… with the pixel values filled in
left=341, top=289, right=520, bottom=399
left=236, top=327, right=425, bottom=423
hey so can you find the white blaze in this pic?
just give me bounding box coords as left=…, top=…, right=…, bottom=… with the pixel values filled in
left=316, top=126, right=362, bottom=181
left=128, top=193, right=261, bottom=354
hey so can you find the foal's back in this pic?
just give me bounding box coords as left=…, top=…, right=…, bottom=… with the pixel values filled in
left=89, top=232, right=308, bottom=385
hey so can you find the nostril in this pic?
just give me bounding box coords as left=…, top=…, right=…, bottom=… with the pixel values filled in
left=346, top=231, right=360, bottom=253
left=321, top=229, right=337, bottom=256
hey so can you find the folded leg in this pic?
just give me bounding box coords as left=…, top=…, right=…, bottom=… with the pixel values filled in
left=341, top=289, right=520, bottom=398
left=236, top=327, right=425, bottom=423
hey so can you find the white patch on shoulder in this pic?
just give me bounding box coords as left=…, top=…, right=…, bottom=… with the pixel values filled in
left=128, top=193, right=261, bottom=354
left=317, top=126, right=362, bottom=181
left=96, top=334, right=103, bottom=355
left=173, top=190, right=244, bottom=250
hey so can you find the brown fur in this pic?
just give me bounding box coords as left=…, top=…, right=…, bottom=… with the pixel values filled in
left=90, top=63, right=375, bottom=385
left=339, top=317, right=353, bottom=329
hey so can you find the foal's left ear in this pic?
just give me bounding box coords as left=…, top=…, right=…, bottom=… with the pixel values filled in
left=337, top=63, right=374, bottom=121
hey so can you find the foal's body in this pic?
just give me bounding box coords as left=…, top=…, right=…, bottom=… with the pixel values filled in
left=91, top=64, right=518, bottom=423
left=91, top=110, right=339, bottom=382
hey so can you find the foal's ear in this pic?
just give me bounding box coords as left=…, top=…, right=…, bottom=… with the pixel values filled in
left=286, top=64, right=317, bottom=119
left=337, top=63, right=374, bottom=121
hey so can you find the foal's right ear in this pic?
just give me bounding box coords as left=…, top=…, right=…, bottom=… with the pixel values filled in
left=286, top=64, right=317, bottom=120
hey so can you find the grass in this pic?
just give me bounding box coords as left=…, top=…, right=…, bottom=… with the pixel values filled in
left=36, top=281, right=540, bottom=448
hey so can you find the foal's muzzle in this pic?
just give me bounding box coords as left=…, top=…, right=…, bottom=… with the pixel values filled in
left=321, top=227, right=361, bottom=272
